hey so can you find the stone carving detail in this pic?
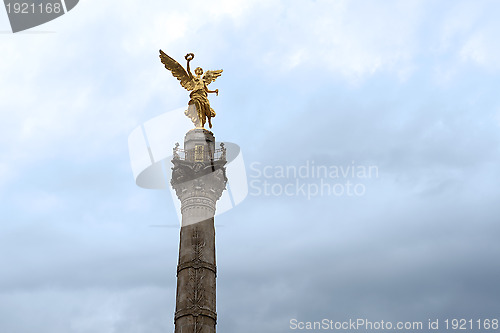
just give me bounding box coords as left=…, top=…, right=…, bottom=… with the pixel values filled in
left=188, top=228, right=206, bottom=309
left=192, top=227, right=205, bottom=262
left=171, top=166, right=227, bottom=205
left=173, top=142, right=180, bottom=160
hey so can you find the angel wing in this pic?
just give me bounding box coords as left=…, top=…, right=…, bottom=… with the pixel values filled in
left=203, top=69, right=223, bottom=84
left=159, top=50, right=195, bottom=91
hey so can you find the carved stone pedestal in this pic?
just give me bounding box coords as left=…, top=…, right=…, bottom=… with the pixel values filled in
left=171, top=128, right=227, bottom=333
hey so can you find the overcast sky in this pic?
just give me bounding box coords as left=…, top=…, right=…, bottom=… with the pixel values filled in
left=1, top=1, right=500, bottom=332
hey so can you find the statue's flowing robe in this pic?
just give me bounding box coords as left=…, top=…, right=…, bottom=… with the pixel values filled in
left=185, top=89, right=216, bottom=127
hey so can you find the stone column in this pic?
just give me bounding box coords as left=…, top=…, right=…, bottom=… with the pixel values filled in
left=171, top=128, right=227, bottom=333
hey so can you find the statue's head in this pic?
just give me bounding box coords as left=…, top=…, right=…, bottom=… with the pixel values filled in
left=195, top=67, right=203, bottom=76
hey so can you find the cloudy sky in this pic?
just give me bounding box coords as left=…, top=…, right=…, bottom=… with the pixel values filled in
left=1, top=0, right=500, bottom=332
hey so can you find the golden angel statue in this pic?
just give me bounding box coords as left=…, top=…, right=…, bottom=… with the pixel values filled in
left=159, top=50, right=223, bottom=129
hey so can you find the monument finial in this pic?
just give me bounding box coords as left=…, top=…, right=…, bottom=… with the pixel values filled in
left=159, top=50, right=223, bottom=129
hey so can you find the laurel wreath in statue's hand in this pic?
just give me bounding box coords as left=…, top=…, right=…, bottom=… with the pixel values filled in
left=185, top=53, right=194, bottom=61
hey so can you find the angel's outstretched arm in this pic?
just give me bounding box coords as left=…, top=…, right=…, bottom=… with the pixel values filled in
left=205, top=86, right=219, bottom=95
left=185, top=53, right=194, bottom=79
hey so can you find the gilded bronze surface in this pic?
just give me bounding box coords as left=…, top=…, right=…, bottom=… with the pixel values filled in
left=159, top=50, right=223, bottom=129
